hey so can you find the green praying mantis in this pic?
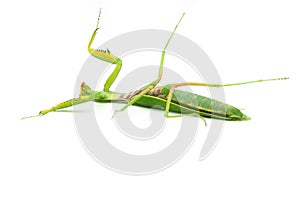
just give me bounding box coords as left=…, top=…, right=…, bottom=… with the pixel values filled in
left=22, top=10, right=288, bottom=124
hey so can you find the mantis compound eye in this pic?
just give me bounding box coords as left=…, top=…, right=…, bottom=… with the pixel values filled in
left=80, top=82, right=93, bottom=96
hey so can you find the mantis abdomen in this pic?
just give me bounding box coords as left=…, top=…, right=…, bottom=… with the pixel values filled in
left=110, top=86, right=250, bottom=121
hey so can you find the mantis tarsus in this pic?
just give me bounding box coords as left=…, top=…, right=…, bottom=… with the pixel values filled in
left=22, top=10, right=288, bottom=124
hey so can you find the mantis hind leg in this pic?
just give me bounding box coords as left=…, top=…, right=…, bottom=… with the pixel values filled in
left=113, top=13, right=186, bottom=116
left=162, top=76, right=288, bottom=123
left=163, top=85, right=207, bottom=126
left=171, top=77, right=289, bottom=88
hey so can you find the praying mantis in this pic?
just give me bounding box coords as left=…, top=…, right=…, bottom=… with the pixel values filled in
left=22, top=10, right=288, bottom=124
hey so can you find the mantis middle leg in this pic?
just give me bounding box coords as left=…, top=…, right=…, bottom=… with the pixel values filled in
left=113, top=13, right=186, bottom=116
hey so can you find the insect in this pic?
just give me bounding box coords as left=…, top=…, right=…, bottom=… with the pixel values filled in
left=22, top=10, right=288, bottom=124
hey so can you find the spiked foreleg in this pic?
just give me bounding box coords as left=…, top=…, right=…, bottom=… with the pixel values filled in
left=38, top=95, right=94, bottom=116
left=87, top=9, right=123, bottom=92
left=22, top=83, right=97, bottom=119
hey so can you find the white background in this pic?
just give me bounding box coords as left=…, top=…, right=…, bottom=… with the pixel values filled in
left=1, top=0, right=300, bottom=200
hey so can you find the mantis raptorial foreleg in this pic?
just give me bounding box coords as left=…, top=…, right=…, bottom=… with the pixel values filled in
left=113, top=13, right=186, bottom=116
left=39, top=96, right=93, bottom=115
left=21, top=96, right=93, bottom=120
left=21, top=9, right=289, bottom=121
left=21, top=83, right=96, bottom=119
left=88, top=9, right=123, bottom=92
